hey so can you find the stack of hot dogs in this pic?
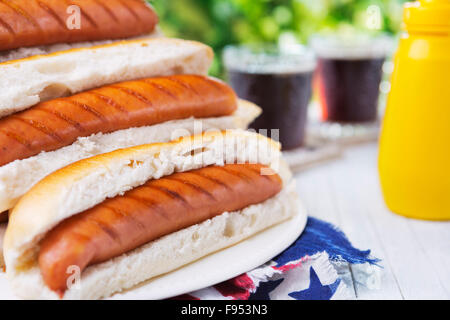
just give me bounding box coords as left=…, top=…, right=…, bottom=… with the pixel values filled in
left=0, top=0, right=301, bottom=299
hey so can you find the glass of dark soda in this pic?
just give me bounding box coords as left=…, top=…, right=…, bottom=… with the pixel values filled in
left=311, top=34, right=393, bottom=124
left=223, top=45, right=316, bottom=150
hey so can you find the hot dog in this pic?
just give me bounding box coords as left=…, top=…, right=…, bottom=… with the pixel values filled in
left=39, top=163, right=282, bottom=294
left=0, top=75, right=237, bottom=167
left=4, top=131, right=300, bottom=299
left=0, top=0, right=158, bottom=52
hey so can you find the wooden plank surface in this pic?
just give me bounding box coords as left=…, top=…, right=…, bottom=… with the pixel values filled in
left=293, top=143, right=450, bottom=300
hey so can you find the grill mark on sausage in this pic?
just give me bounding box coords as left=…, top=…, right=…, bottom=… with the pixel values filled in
left=37, top=1, right=67, bottom=29
left=124, top=194, right=169, bottom=220
left=109, top=85, right=153, bottom=107
left=88, top=91, right=130, bottom=114
left=165, top=77, right=200, bottom=96
left=245, top=165, right=263, bottom=175
left=225, top=165, right=258, bottom=182
left=196, top=75, right=228, bottom=94
left=68, top=231, right=90, bottom=248
left=0, top=129, right=32, bottom=149
left=165, top=176, right=217, bottom=202
left=213, top=165, right=253, bottom=183
left=65, top=99, right=108, bottom=123
left=66, top=0, right=98, bottom=29
left=142, top=185, right=192, bottom=209
left=92, top=0, right=119, bottom=23
left=190, top=171, right=233, bottom=191
left=38, top=107, right=86, bottom=133
left=88, top=217, right=122, bottom=245
left=12, top=116, right=64, bottom=143
left=142, top=80, right=179, bottom=101
left=103, top=205, right=147, bottom=232
left=118, top=0, right=141, bottom=22
left=0, top=16, right=15, bottom=34
left=79, top=9, right=98, bottom=29
left=0, top=0, right=43, bottom=30
left=245, top=165, right=276, bottom=182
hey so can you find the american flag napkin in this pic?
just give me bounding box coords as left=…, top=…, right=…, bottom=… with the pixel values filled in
left=176, top=217, right=380, bottom=300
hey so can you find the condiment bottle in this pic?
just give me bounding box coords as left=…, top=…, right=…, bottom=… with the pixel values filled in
left=379, top=0, right=450, bottom=219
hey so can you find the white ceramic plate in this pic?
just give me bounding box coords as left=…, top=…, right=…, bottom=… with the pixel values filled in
left=0, top=204, right=307, bottom=300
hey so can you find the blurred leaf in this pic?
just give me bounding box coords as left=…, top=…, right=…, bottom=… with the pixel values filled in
left=149, top=0, right=408, bottom=77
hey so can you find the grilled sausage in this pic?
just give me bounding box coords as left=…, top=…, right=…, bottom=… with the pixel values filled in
left=0, top=0, right=158, bottom=51
left=38, top=163, right=282, bottom=294
left=0, top=75, right=237, bottom=167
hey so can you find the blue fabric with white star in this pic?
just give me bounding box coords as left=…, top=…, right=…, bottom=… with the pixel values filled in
left=253, top=217, right=379, bottom=300
left=182, top=217, right=379, bottom=300
left=275, top=217, right=380, bottom=266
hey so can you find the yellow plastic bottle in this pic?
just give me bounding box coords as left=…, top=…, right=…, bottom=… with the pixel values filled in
left=379, top=0, right=450, bottom=220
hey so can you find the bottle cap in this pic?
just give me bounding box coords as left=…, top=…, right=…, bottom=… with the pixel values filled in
left=404, top=0, right=450, bottom=33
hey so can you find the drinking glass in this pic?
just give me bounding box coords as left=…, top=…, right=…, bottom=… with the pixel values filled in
left=223, top=44, right=316, bottom=150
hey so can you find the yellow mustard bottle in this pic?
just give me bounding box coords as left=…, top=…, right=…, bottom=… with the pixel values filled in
left=379, top=0, right=450, bottom=220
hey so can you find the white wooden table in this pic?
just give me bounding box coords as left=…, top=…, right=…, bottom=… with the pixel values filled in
left=294, top=142, right=450, bottom=300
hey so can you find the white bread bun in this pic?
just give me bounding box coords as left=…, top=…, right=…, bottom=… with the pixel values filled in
left=4, top=130, right=298, bottom=299
left=0, top=37, right=213, bottom=119
left=0, top=100, right=261, bottom=213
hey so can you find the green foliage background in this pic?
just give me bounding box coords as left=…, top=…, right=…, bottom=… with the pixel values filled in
left=149, top=0, right=408, bottom=77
